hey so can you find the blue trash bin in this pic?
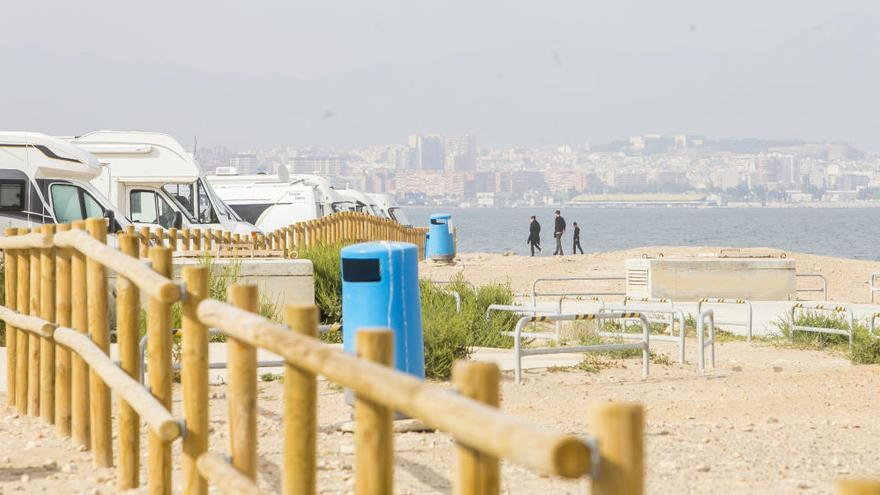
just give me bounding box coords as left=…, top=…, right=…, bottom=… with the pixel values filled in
left=424, top=213, right=455, bottom=261
left=341, top=241, right=425, bottom=379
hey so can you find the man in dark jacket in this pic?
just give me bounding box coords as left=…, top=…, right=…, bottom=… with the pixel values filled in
left=553, top=210, right=566, bottom=255
left=572, top=221, right=584, bottom=254
left=527, top=216, right=542, bottom=256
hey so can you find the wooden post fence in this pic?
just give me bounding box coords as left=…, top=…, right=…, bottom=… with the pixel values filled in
left=86, top=218, right=113, bottom=468
left=182, top=265, right=210, bottom=495
left=27, top=232, right=40, bottom=417
left=355, top=329, right=394, bottom=495
left=39, top=224, right=56, bottom=424
left=15, top=227, right=30, bottom=414
left=454, top=361, right=500, bottom=495
left=55, top=223, right=72, bottom=437
left=117, top=234, right=141, bottom=489
left=284, top=306, right=319, bottom=495
left=70, top=220, right=90, bottom=449
left=4, top=228, right=17, bottom=409
left=228, top=284, right=258, bottom=480
left=148, top=246, right=174, bottom=494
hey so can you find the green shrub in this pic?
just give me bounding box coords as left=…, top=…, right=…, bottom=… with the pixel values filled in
left=773, top=310, right=880, bottom=364
left=297, top=243, right=343, bottom=325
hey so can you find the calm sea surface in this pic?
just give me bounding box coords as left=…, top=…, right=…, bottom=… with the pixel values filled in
left=406, top=207, right=880, bottom=260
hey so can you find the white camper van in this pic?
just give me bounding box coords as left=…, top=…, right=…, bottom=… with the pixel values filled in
left=67, top=131, right=257, bottom=234
left=208, top=172, right=355, bottom=232
left=368, top=193, right=410, bottom=226
left=337, top=189, right=384, bottom=218
left=0, top=132, right=129, bottom=232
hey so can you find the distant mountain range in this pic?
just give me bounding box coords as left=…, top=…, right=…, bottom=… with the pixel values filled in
left=1, top=18, right=878, bottom=150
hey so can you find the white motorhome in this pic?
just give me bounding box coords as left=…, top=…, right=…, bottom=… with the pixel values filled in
left=208, top=171, right=355, bottom=232
left=368, top=193, right=410, bottom=226
left=66, top=131, right=257, bottom=234
left=0, top=132, right=129, bottom=232
left=337, top=189, right=384, bottom=218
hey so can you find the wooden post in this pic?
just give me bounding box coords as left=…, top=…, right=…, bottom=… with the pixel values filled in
left=139, top=226, right=151, bottom=258
left=148, top=246, right=174, bottom=495
left=70, top=220, right=91, bottom=448
left=837, top=478, right=880, bottom=495
left=193, top=228, right=202, bottom=251
left=224, top=230, right=232, bottom=246
left=590, top=403, right=644, bottom=495
left=28, top=242, right=41, bottom=417
left=453, top=362, right=500, bottom=495
left=355, top=329, right=394, bottom=495
left=280, top=228, right=288, bottom=258
left=182, top=265, right=210, bottom=495
left=39, top=224, right=56, bottom=424
left=86, top=218, right=112, bottom=467
left=204, top=228, right=213, bottom=252
left=117, top=234, right=141, bottom=489
left=4, top=227, right=17, bottom=408
left=228, top=284, right=258, bottom=480
left=14, top=228, right=30, bottom=414
left=168, top=228, right=178, bottom=253
left=283, top=306, right=319, bottom=495
left=55, top=224, right=72, bottom=437
left=182, top=228, right=191, bottom=251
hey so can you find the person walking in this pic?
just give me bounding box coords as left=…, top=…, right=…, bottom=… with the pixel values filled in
left=527, top=215, right=542, bottom=256
left=572, top=221, right=584, bottom=254
left=553, top=210, right=566, bottom=255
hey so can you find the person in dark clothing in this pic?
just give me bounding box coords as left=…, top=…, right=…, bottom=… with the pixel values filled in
left=553, top=210, right=566, bottom=255
left=572, top=221, right=584, bottom=254
left=527, top=216, right=542, bottom=256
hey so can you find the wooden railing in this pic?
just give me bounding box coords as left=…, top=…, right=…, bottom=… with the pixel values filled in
left=0, top=218, right=874, bottom=495
left=117, top=211, right=428, bottom=260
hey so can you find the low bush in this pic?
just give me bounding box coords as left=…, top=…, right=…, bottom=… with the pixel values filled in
left=773, top=310, right=880, bottom=364
left=297, top=243, right=343, bottom=325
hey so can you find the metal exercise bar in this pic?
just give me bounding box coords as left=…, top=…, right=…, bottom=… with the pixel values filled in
left=604, top=304, right=687, bottom=364
left=796, top=273, right=828, bottom=301
left=696, top=298, right=753, bottom=342
left=530, top=276, right=625, bottom=308
left=867, top=312, right=880, bottom=339
left=508, top=312, right=650, bottom=384
left=790, top=303, right=854, bottom=348
left=696, top=309, right=716, bottom=373
left=870, top=273, right=880, bottom=303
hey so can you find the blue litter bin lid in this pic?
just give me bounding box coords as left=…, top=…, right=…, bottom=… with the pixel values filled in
left=429, top=213, right=451, bottom=222
left=341, top=241, right=416, bottom=258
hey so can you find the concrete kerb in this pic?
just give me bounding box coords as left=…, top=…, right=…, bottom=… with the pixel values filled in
left=790, top=302, right=855, bottom=349
left=696, top=298, right=753, bottom=342
left=507, top=312, right=650, bottom=384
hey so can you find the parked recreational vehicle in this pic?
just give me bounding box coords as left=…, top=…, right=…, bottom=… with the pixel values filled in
left=67, top=131, right=257, bottom=234
left=338, top=189, right=384, bottom=217
left=368, top=193, right=410, bottom=225
left=0, top=132, right=129, bottom=232
left=208, top=172, right=355, bottom=232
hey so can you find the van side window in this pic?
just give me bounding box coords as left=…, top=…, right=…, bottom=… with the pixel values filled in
left=0, top=181, right=25, bottom=211
left=130, top=189, right=176, bottom=228
left=50, top=183, right=105, bottom=223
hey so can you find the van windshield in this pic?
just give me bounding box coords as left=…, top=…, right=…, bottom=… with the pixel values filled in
left=163, top=179, right=219, bottom=224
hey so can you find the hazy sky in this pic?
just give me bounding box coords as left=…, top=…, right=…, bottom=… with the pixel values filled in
left=1, top=1, right=878, bottom=149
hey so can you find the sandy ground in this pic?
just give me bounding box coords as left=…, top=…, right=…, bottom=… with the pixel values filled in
left=1, top=338, right=878, bottom=494
left=420, top=246, right=880, bottom=304
left=1, top=248, right=879, bottom=494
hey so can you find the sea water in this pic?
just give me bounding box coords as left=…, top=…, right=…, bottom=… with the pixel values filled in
left=406, top=207, right=880, bottom=260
